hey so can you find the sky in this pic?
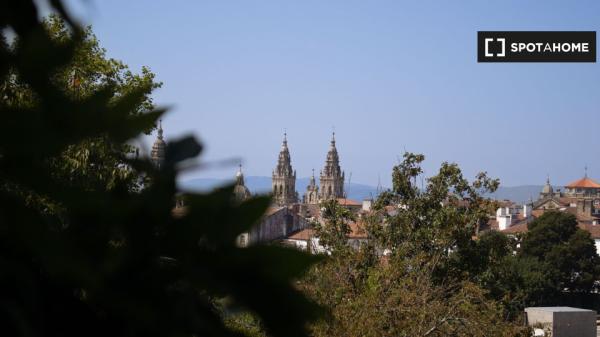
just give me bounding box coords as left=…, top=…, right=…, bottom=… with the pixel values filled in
left=57, top=0, right=600, bottom=187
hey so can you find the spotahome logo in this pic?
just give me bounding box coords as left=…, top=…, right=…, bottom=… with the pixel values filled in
left=478, top=31, right=596, bottom=62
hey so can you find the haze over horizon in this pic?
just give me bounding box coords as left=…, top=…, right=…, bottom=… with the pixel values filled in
left=60, top=0, right=600, bottom=187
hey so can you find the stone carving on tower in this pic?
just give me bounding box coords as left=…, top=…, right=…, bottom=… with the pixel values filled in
left=272, top=133, right=297, bottom=206
left=233, top=164, right=251, bottom=202
left=303, top=169, right=319, bottom=204
left=319, top=132, right=345, bottom=200
left=151, top=120, right=166, bottom=168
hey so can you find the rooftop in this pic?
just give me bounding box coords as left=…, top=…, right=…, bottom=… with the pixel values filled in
left=525, top=307, right=595, bottom=312
left=566, top=177, right=600, bottom=189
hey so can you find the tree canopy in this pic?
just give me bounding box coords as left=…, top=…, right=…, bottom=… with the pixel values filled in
left=0, top=2, right=321, bottom=336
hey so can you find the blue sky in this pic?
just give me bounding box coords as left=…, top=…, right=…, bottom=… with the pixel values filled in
left=61, top=0, right=600, bottom=187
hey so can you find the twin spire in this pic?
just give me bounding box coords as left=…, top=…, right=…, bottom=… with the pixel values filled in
left=272, top=131, right=344, bottom=205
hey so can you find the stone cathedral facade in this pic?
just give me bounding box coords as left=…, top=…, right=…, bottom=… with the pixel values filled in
left=272, top=132, right=345, bottom=206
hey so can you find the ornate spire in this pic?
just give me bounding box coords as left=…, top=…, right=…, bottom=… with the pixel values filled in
left=319, top=132, right=344, bottom=200
left=275, top=133, right=293, bottom=176
left=330, top=131, right=336, bottom=148
left=323, top=132, right=341, bottom=177
left=151, top=120, right=166, bottom=168
left=303, top=168, right=319, bottom=204
left=236, top=163, right=244, bottom=185
left=272, top=132, right=297, bottom=205
left=542, top=174, right=553, bottom=195
left=309, top=168, right=316, bottom=185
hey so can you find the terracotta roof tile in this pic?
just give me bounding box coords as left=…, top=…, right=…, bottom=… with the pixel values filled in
left=566, top=177, right=600, bottom=189
left=286, top=228, right=315, bottom=241
left=336, top=198, right=362, bottom=206
left=500, top=221, right=528, bottom=234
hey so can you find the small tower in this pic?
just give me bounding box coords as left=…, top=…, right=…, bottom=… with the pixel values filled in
left=303, top=169, right=319, bottom=204
left=151, top=120, right=166, bottom=168
left=272, top=133, right=297, bottom=206
left=540, top=175, right=553, bottom=199
left=319, top=132, right=345, bottom=201
left=233, top=164, right=251, bottom=202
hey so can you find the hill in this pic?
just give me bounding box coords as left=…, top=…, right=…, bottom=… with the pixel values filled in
left=180, top=177, right=546, bottom=205
left=180, top=176, right=381, bottom=201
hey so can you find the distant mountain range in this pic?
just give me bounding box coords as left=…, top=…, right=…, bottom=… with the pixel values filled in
left=181, top=176, right=382, bottom=202
left=485, top=185, right=548, bottom=204
left=180, top=176, right=548, bottom=204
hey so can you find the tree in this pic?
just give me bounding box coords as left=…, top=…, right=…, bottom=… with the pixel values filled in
left=0, top=2, right=321, bottom=336
left=520, top=211, right=600, bottom=293
left=369, top=152, right=499, bottom=264
left=313, top=199, right=356, bottom=252
left=2, top=14, right=160, bottom=193
left=301, top=247, right=529, bottom=337
left=300, top=153, right=528, bottom=335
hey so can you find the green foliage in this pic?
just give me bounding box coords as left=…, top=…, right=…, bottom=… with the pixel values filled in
left=521, top=211, right=600, bottom=293
left=445, top=209, right=600, bottom=319
left=370, top=152, right=499, bottom=260
left=301, top=153, right=528, bottom=335
left=2, top=14, right=161, bottom=193
left=313, top=199, right=356, bottom=252
left=301, top=250, right=529, bottom=337
left=0, top=2, right=321, bottom=336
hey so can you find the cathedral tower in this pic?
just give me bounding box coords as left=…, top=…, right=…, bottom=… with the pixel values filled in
left=272, top=133, right=297, bottom=205
left=319, top=132, right=345, bottom=200
left=151, top=120, right=166, bottom=168
left=303, top=169, right=319, bottom=204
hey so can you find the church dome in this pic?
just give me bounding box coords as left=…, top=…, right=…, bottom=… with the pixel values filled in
left=234, top=164, right=251, bottom=201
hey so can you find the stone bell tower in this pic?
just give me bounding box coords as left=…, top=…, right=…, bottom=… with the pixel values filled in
left=319, top=132, right=345, bottom=200
left=272, top=133, right=297, bottom=206
left=151, top=120, right=166, bottom=168
left=303, top=169, right=319, bottom=204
